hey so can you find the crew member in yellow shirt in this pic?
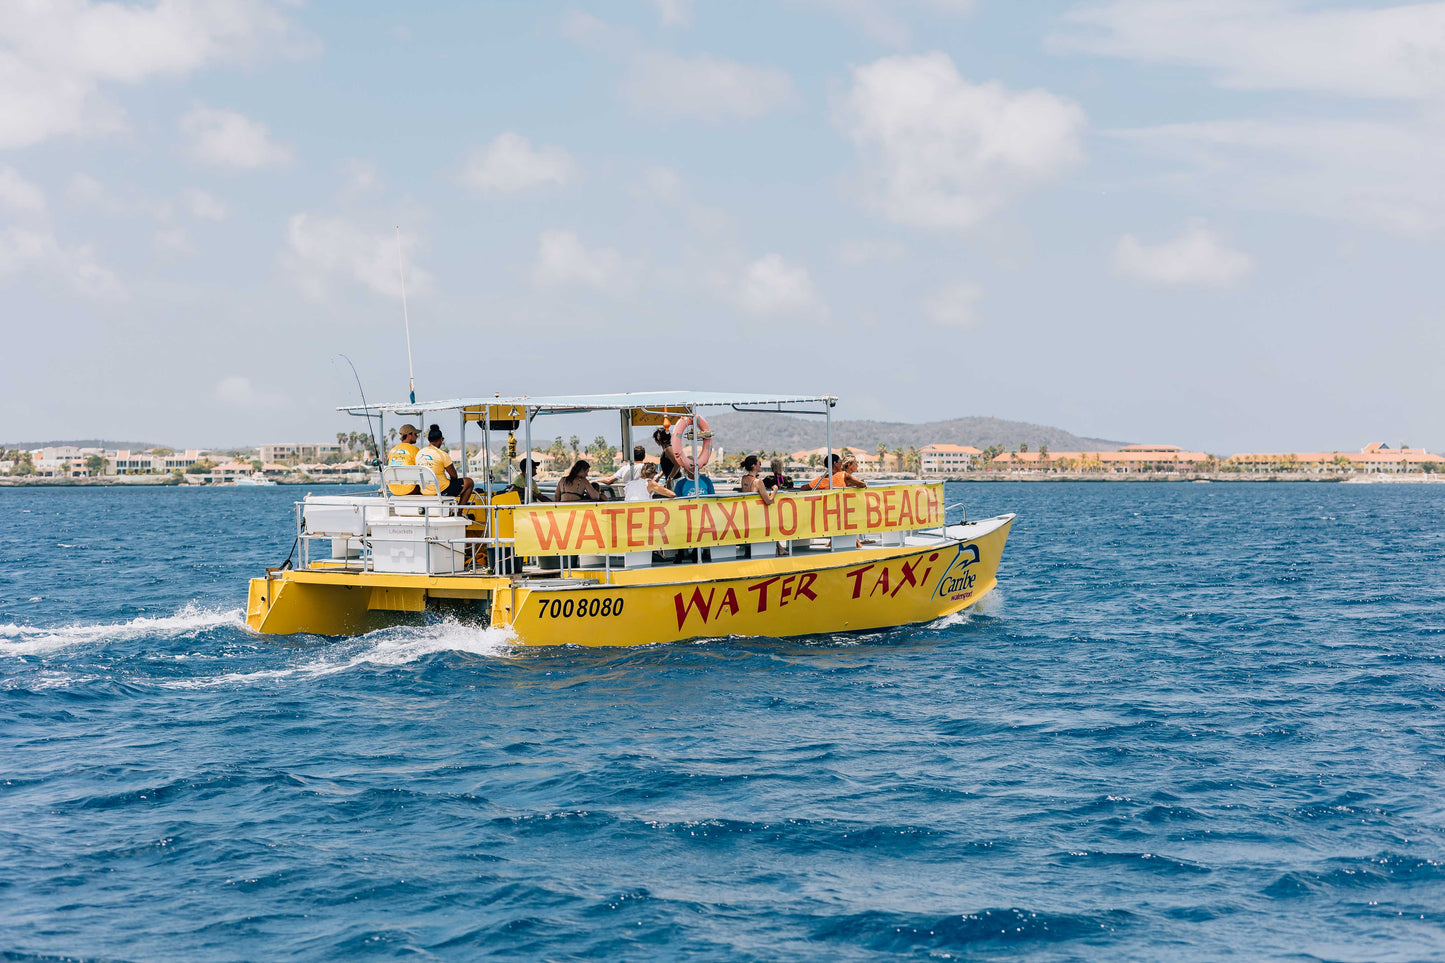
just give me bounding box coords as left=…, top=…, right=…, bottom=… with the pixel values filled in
left=415, top=424, right=475, bottom=502
left=386, top=423, right=420, bottom=495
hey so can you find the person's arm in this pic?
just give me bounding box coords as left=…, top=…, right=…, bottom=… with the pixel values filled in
left=752, top=476, right=775, bottom=506
left=846, top=472, right=866, bottom=488
left=647, top=479, right=676, bottom=498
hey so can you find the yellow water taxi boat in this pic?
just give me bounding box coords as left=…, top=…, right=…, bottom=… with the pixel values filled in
left=245, top=391, right=1014, bottom=645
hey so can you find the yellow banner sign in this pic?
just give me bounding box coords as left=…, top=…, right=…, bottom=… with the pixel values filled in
left=511, top=483, right=945, bottom=555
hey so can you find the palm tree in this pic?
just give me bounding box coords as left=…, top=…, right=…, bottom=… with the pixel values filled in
left=569, top=435, right=580, bottom=461
left=336, top=432, right=348, bottom=450
left=876, top=444, right=888, bottom=471
left=905, top=445, right=920, bottom=476
left=891, top=446, right=903, bottom=472
left=1019, top=442, right=1029, bottom=454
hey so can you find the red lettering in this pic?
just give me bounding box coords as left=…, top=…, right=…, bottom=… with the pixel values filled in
left=717, top=501, right=744, bottom=540
left=529, top=510, right=577, bottom=551
left=601, top=507, right=626, bottom=547
left=915, top=490, right=929, bottom=525
left=865, top=491, right=882, bottom=529
left=898, top=492, right=915, bottom=527
left=648, top=506, right=670, bottom=546
left=890, top=557, right=920, bottom=597
left=806, top=495, right=823, bottom=532
left=575, top=511, right=605, bottom=550
left=697, top=504, right=718, bottom=542
left=777, top=499, right=798, bottom=537
left=748, top=576, right=783, bottom=612
left=917, top=552, right=941, bottom=588
left=822, top=494, right=842, bottom=532
left=718, top=587, right=739, bottom=617
left=846, top=564, right=875, bottom=599
left=626, top=507, right=645, bottom=548
left=795, top=572, right=818, bottom=601
left=925, top=487, right=941, bottom=524
left=870, top=566, right=890, bottom=597
left=674, top=587, right=717, bottom=628
left=843, top=494, right=859, bottom=531
left=680, top=503, right=699, bottom=542
left=882, top=489, right=898, bottom=527
left=779, top=574, right=797, bottom=606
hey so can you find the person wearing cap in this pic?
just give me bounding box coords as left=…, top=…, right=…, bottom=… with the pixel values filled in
left=508, top=457, right=551, bottom=503
left=415, top=424, right=475, bottom=502
left=386, top=423, right=421, bottom=495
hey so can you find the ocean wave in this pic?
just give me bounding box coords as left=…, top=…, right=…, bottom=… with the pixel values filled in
left=0, top=603, right=244, bottom=658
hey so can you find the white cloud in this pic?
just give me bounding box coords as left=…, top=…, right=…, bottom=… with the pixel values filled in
left=1059, top=0, right=1445, bottom=101
left=736, top=253, right=826, bottom=317
left=531, top=229, right=639, bottom=295
left=283, top=214, right=431, bottom=302
left=339, top=158, right=381, bottom=197
left=459, top=133, right=576, bottom=195
left=623, top=51, right=799, bottom=119
left=652, top=0, right=694, bottom=27
left=154, top=225, right=193, bottom=254
left=0, top=0, right=299, bottom=150
left=181, top=106, right=291, bottom=169
left=214, top=375, right=286, bottom=411
left=0, top=225, right=124, bottom=300
left=181, top=188, right=227, bottom=221
left=1111, top=220, right=1254, bottom=287
left=920, top=279, right=982, bottom=327
left=837, top=52, right=1086, bottom=231
left=1118, top=118, right=1445, bottom=237
left=0, top=165, right=46, bottom=214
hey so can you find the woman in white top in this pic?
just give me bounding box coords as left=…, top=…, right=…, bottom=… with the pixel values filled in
left=625, top=462, right=676, bottom=501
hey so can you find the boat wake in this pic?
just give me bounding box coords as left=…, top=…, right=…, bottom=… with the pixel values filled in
left=165, top=619, right=516, bottom=689
left=0, top=603, right=245, bottom=658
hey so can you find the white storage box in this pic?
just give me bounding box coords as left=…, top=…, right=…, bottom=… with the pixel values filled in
left=369, top=516, right=470, bottom=574
left=302, top=494, right=389, bottom=536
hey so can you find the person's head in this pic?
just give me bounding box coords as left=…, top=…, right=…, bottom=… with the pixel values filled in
left=770, top=457, right=784, bottom=475
left=640, top=462, right=658, bottom=479
left=399, top=423, right=419, bottom=444
left=653, top=427, right=671, bottom=448
left=827, top=452, right=841, bottom=469
left=427, top=424, right=444, bottom=446
left=841, top=455, right=858, bottom=472
left=517, top=457, right=537, bottom=477
left=741, top=454, right=760, bottom=473
left=565, top=459, right=590, bottom=482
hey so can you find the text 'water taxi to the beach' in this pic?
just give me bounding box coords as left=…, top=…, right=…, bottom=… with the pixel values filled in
left=245, top=391, right=1015, bottom=646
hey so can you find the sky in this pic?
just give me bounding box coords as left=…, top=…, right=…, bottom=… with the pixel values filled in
left=1, top=0, right=1442, bottom=455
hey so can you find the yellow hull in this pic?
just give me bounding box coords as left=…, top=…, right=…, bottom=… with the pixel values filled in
left=247, top=515, right=1013, bottom=646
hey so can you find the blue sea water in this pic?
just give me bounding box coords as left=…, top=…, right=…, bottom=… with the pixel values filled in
left=3, top=481, right=1444, bottom=961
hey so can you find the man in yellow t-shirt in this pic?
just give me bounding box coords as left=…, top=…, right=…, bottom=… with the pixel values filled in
left=415, top=424, right=475, bottom=502
left=386, top=423, right=421, bottom=495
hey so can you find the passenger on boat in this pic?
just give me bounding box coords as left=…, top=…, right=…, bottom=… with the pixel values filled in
left=833, top=455, right=869, bottom=489
left=415, top=424, right=475, bottom=502
left=738, top=455, right=775, bottom=506
left=508, top=457, right=551, bottom=502
left=624, top=462, right=676, bottom=501
left=806, top=453, right=842, bottom=489
left=556, top=459, right=604, bottom=502
left=654, top=428, right=682, bottom=487
left=674, top=466, right=716, bottom=498
left=386, top=423, right=421, bottom=495
left=763, top=457, right=793, bottom=492
left=601, top=446, right=647, bottom=486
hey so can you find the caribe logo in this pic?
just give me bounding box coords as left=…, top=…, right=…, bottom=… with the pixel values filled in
left=933, top=543, right=980, bottom=601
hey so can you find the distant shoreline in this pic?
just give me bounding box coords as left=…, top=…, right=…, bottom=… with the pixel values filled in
left=2, top=471, right=1440, bottom=488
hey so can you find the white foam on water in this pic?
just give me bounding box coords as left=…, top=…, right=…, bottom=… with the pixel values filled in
left=163, top=619, right=516, bottom=688
left=0, top=603, right=245, bottom=658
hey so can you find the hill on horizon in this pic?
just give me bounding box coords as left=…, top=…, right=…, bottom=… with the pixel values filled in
left=705, top=413, right=1128, bottom=456
left=2, top=439, right=168, bottom=451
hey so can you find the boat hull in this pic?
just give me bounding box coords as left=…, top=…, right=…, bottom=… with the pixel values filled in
left=247, top=515, right=1013, bottom=646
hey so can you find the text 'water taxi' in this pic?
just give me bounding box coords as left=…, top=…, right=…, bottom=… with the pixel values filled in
left=245, top=391, right=1015, bottom=646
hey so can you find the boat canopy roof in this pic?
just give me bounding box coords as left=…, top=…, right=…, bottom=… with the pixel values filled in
left=340, top=390, right=837, bottom=417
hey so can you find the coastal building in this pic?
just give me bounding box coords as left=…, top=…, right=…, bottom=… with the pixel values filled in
left=107, top=450, right=156, bottom=475
left=259, top=443, right=345, bottom=463
left=989, top=444, right=1211, bottom=472
left=158, top=450, right=208, bottom=472
left=1226, top=442, right=1442, bottom=473
left=920, top=444, right=983, bottom=474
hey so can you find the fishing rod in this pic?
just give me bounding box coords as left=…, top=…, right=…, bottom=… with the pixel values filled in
left=397, top=226, right=416, bottom=405
left=333, top=354, right=384, bottom=482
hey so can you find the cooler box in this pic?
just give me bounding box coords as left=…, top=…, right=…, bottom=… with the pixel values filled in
left=369, top=516, right=469, bottom=574
left=303, top=494, right=391, bottom=560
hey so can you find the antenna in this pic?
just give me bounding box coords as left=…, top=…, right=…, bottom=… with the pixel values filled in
left=396, top=226, right=416, bottom=404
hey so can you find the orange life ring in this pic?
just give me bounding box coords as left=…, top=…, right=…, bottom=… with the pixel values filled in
left=670, top=415, right=713, bottom=472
